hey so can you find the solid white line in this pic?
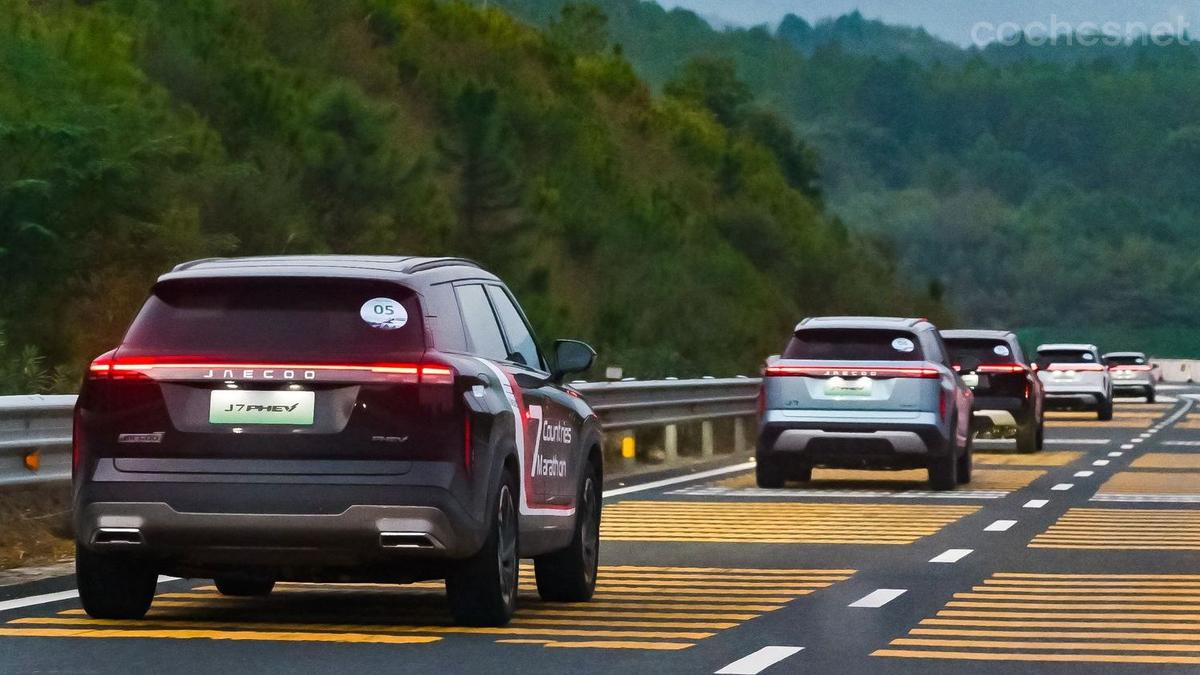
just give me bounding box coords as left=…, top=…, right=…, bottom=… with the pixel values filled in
left=1094, top=460, right=1110, bottom=466
left=985, top=519, right=1017, bottom=532
left=1044, top=438, right=1111, bottom=445
left=1024, top=499, right=1049, bottom=509
left=849, top=589, right=906, bottom=608
left=1160, top=398, right=1197, bottom=427
left=1052, top=483, right=1074, bottom=491
left=603, top=461, right=755, bottom=498
left=1108, top=452, right=1123, bottom=457
left=715, top=646, right=805, bottom=675
left=0, top=576, right=178, bottom=613
left=929, top=549, right=973, bottom=564
left=1165, top=441, right=1200, bottom=447
left=1074, top=471, right=1094, bottom=477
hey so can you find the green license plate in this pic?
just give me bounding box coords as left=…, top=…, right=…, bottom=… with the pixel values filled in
left=209, top=390, right=315, bottom=425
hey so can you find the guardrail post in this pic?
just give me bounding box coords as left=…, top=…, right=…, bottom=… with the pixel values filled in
left=619, top=431, right=637, bottom=469
left=701, top=421, right=714, bottom=459
left=733, top=417, right=746, bottom=454
left=663, top=424, right=678, bottom=463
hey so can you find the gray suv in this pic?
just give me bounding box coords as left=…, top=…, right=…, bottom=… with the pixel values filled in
left=757, top=317, right=975, bottom=490
left=1104, top=352, right=1156, bottom=403
left=1035, top=343, right=1113, bottom=420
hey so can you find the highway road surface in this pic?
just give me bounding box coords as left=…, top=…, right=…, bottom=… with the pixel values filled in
left=4, top=387, right=1200, bottom=673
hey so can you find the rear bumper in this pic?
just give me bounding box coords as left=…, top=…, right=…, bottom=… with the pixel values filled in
left=74, top=458, right=487, bottom=574
left=758, top=410, right=949, bottom=469
left=1112, top=377, right=1155, bottom=393
left=970, top=395, right=1033, bottom=428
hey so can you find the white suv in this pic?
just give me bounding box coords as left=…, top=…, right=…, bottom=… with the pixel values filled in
left=1035, top=343, right=1113, bottom=420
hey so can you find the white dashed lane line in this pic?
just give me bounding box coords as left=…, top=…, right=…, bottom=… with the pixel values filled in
left=1023, top=499, right=1048, bottom=509
left=984, top=520, right=1017, bottom=532
left=849, top=589, right=907, bottom=608
left=1051, top=483, right=1074, bottom=491
left=1108, top=452, right=1123, bottom=457
left=1073, top=471, right=1094, bottom=477
left=715, top=646, right=805, bottom=675
left=1093, top=460, right=1110, bottom=467
left=929, top=549, right=973, bottom=564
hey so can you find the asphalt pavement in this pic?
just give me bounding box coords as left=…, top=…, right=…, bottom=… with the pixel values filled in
left=4, top=387, right=1200, bottom=673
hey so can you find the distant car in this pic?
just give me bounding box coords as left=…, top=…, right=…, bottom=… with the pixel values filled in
left=73, top=255, right=603, bottom=627
left=942, top=330, right=1044, bottom=453
left=1034, top=343, right=1113, bottom=420
left=757, top=316, right=974, bottom=491
left=1103, top=351, right=1156, bottom=403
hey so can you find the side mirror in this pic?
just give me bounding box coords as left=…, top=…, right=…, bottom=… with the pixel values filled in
left=552, top=339, right=596, bottom=383
left=957, top=356, right=982, bottom=374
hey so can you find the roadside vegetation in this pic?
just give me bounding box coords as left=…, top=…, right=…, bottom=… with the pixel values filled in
left=493, top=0, right=1200, bottom=356
left=0, top=0, right=945, bottom=388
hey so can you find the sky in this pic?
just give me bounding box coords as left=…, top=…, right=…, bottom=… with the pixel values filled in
left=660, top=1, right=1200, bottom=45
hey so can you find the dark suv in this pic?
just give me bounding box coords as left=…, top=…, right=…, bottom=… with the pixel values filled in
left=73, top=256, right=602, bottom=627
left=942, top=330, right=1044, bottom=453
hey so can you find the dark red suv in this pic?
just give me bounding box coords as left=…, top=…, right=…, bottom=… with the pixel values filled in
left=73, top=256, right=602, bottom=626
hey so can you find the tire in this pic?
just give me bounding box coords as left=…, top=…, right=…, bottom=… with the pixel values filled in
left=1097, top=397, right=1113, bottom=421
left=534, top=461, right=600, bottom=602
left=928, top=447, right=958, bottom=491
left=215, top=577, right=275, bottom=597
left=792, top=463, right=813, bottom=483
left=755, top=454, right=786, bottom=488
left=1016, top=418, right=1038, bottom=454
left=956, top=440, right=973, bottom=485
left=1035, top=421, right=1045, bottom=451
left=447, top=470, right=519, bottom=627
left=76, top=543, right=157, bottom=620
left=1147, top=389, right=1156, bottom=404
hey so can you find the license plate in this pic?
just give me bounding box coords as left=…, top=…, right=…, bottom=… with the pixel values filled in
left=962, top=373, right=979, bottom=388
left=824, top=377, right=872, bottom=397
left=209, top=390, right=315, bottom=425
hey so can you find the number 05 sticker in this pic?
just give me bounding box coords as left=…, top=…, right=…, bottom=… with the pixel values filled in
left=359, top=298, right=408, bottom=330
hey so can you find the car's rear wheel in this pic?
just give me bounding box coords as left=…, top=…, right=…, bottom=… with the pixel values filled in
left=535, top=461, right=600, bottom=602
left=1147, top=388, right=1156, bottom=404
left=929, top=447, right=958, bottom=491
left=76, top=544, right=157, bottom=620
left=447, top=470, right=519, bottom=627
left=1097, top=397, right=1113, bottom=421
left=215, top=577, right=275, bottom=597
left=1035, top=420, right=1045, bottom=450
left=956, top=438, right=973, bottom=485
left=755, top=454, right=786, bottom=488
left=1016, top=417, right=1039, bottom=454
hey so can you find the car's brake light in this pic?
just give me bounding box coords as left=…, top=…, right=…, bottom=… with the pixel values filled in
left=765, top=365, right=941, bottom=379
left=87, top=354, right=456, bottom=383
left=939, top=387, right=947, bottom=419
left=1046, top=363, right=1106, bottom=372
left=977, top=364, right=1028, bottom=374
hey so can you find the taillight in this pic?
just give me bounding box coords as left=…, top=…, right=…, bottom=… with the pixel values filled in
left=764, top=365, right=941, bottom=379
left=977, top=364, right=1028, bottom=374
left=1110, top=365, right=1153, bottom=372
left=939, top=388, right=947, bottom=419
left=85, top=353, right=456, bottom=383
left=1046, top=363, right=1106, bottom=372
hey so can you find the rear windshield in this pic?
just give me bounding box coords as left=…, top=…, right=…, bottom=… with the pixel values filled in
left=1037, top=349, right=1095, bottom=364
left=784, top=329, right=923, bottom=361
left=121, top=278, right=424, bottom=360
left=1105, top=354, right=1147, bottom=366
left=944, top=338, right=1017, bottom=365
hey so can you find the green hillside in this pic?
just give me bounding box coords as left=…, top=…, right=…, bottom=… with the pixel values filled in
left=0, top=0, right=946, bottom=392
left=487, top=0, right=1200, bottom=357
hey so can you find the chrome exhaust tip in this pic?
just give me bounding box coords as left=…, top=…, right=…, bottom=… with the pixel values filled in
left=379, top=532, right=438, bottom=549
left=92, top=528, right=144, bottom=545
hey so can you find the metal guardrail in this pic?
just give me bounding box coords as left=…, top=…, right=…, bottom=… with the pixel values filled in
left=0, top=378, right=761, bottom=490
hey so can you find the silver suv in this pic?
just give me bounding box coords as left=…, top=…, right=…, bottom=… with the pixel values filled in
left=757, top=317, right=975, bottom=491
left=1103, top=351, right=1156, bottom=403
left=1035, top=343, right=1113, bottom=420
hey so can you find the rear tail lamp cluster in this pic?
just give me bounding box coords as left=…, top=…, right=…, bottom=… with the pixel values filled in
left=1109, top=365, right=1153, bottom=372
left=87, top=352, right=455, bottom=384
left=1045, top=363, right=1106, bottom=372
left=764, top=365, right=941, bottom=379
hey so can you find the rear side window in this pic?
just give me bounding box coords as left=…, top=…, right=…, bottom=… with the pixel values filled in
left=784, top=329, right=924, bottom=361
left=1105, top=354, right=1147, bottom=366
left=455, top=285, right=509, bottom=361
left=1038, top=349, right=1096, bottom=364
left=485, top=286, right=542, bottom=370
left=945, top=339, right=1018, bottom=365
left=121, top=279, right=424, bottom=359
